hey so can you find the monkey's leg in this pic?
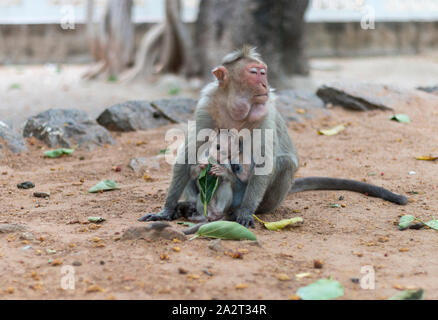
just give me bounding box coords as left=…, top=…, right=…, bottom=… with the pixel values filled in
left=138, top=163, right=191, bottom=221
left=290, top=177, right=408, bottom=205
left=255, top=155, right=295, bottom=214
left=234, top=154, right=294, bottom=228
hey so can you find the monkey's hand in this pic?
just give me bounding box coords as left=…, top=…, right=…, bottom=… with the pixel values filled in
left=235, top=209, right=255, bottom=228
left=138, top=208, right=174, bottom=222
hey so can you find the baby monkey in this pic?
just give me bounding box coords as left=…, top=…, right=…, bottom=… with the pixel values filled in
left=181, top=132, right=252, bottom=233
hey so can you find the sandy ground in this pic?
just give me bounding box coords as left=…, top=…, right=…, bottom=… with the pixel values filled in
left=0, top=54, right=438, bottom=300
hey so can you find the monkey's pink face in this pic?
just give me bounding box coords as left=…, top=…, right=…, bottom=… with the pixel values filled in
left=231, top=63, right=269, bottom=122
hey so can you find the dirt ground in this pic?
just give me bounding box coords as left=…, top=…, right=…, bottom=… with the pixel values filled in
left=1, top=55, right=438, bottom=300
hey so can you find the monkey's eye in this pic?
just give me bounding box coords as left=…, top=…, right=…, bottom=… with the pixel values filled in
left=249, top=67, right=258, bottom=74
left=260, top=69, right=266, bottom=75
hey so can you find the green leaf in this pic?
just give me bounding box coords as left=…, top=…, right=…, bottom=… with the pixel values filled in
left=390, top=114, right=411, bottom=123
left=198, top=163, right=219, bottom=217
left=398, top=215, right=416, bottom=230
left=44, top=148, right=74, bottom=158
left=330, top=203, right=341, bottom=208
left=158, top=149, right=169, bottom=155
left=425, top=220, right=438, bottom=230
left=194, top=221, right=257, bottom=241
left=88, top=180, right=119, bottom=193
left=169, top=86, right=181, bottom=95
left=9, top=83, right=21, bottom=90
left=388, top=289, right=424, bottom=300
left=88, top=217, right=106, bottom=223
left=296, top=279, right=344, bottom=300
left=107, top=75, right=118, bottom=82
left=253, top=215, right=303, bottom=231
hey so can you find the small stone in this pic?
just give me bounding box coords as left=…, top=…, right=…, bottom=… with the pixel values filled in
left=351, top=278, right=360, bottom=284
left=72, top=261, right=82, bottom=266
left=208, top=239, right=223, bottom=252
left=313, top=259, right=324, bottom=269
left=33, top=192, right=50, bottom=198
left=178, top=267, right=188, bottom=274
left=17, top=181, right=35, bottom=189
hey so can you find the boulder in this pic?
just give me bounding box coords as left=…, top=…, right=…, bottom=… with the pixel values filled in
left=276, top=89, right=327, bottom=122
left=96, top=101, right=170, bottom=132
left=316, top=83, right=396, bottom=111
left=417, top=86, right=438, bottom=94
left=0, top=224, right=26, bottom=234
left=150, top=97, right=197, bottom=123
left=0, top=121, right=27, bottom=154
left=23, top=109, right=116, bottom=149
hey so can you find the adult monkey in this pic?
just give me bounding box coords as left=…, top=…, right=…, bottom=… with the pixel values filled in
left=139, top=46, right=408, bottom=228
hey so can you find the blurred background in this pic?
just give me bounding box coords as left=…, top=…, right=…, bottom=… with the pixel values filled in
left=1, top=0, right=438, bottom=127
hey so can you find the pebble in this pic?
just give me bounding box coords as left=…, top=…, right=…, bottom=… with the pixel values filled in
left=72, top=261, right=82, bottom=266
left=17, top=181, right=35, bottom=189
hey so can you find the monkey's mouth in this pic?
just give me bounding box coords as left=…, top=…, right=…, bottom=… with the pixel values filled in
left=253, top=94, right=269, bottom=104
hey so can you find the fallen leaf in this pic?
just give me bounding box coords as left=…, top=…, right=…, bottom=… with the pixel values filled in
left=389, top=289, right=425, bottom=300
left=398, top=215, right=416, bottom=230
left=317, top=124, right=345, bottom=136
left=86, top=285, right=104, bottom=293
left=191, top=221, right=257, bottom=241
left=390, top=114, right=410, bottom=123
left=253, top=214, right=303, bottom=231
left=297, top=278, right=344, bottom=300
left=425, top=220, right=438, bottom=230
left=277, top=274, right=291, bottom=281
left=44, top=148, right=74, bottom=158
left=235, top=283, right=248, bottom=289
left=88, top=217, right=106, bottom=223
left=88, top=180, right=119, bottom=193
left=416, top=156, right=438, bottom=161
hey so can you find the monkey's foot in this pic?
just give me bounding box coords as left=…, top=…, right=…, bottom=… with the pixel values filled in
left=138, top=209, right=174, bottom=222
left=236, top=213, right=255, bottom=229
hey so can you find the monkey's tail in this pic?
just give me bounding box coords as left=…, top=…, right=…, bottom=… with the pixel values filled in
left=290, top=177, right=408, bottom=205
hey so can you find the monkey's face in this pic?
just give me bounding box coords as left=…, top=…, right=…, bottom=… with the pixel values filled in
left=230, top=62, right=270, bottom=123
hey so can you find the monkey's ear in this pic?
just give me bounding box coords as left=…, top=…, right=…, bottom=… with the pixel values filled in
left=212, top=66, right=228, bottom=87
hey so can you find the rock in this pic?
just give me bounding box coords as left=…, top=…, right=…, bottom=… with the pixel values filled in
left=417, top=86, right=438, bottom=94
left=33, top=192, right=50, bottom=198
left=129, top=156, right=161, bottom=175
left=72, top=261, right=82, bottom=266
left=96, top=101, right=171, bottom=132
left=316, top=83, right=396, bottom=111
left=0, top=224, right=26, bottom=234
left=17, top=181, right=35, bottom=189
left=276, top=89, right=327, bottom=122
left=121, top=222, right=186, bottom=241
left=150, top=98, right=197, bottom=123
left=19, top=232, right=35, bottom=241
left=208, top=239, right=224, bottom=252
left=23, top=109, right=116, bottom=149
left=0, top=121, right=27, bottom=154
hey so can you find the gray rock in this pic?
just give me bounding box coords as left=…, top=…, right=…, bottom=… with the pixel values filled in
left=0, top=224, right=26, bottom=234
left=96, top=101, right=170, bottom=132
left=417, top=86, right=438, bottom=94
left=150, top=98, right=197, bottom=123
left=0, top=121, right=27, bottom=154
left=23, top=109, right=116, bottom=149
left=276, top=89, right=327, bottom=122
left=19, top=232, right=35, bottom=241
left=316, top=83, right=394, bottom=111
left=121, top=222, right=186, bottom=241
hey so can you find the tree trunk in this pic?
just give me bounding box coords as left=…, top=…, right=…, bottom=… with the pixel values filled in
left=195, top=0, right=309, bottom=87
left=84, top=0, right=134, bottom=79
